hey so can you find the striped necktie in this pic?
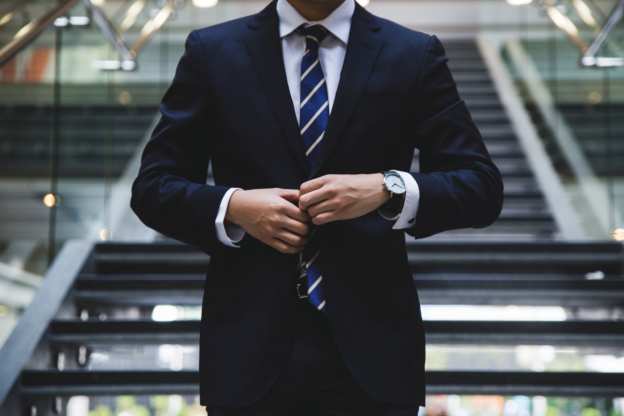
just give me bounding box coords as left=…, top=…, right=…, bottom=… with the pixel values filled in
left=298, top=24, right=329, bottom=313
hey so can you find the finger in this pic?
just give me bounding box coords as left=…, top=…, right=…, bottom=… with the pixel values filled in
left=281, top=202, right=311, bottom=223
left=312, top=211, right=336, bottom=225
left=275, top=188, right=300, bottom=204
left=276, top=229, right=309, bottom=247
left=280, top=217, right=312, bottom=236
left=299, top=176, right=327, bottom=197
left=307, top=200, right=338, bottom=218
left=300, top=187, right=332, bottom=211
left=270, top=237, right=305, bottom=254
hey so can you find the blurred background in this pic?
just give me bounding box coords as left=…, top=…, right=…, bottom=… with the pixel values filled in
left=0, top=0, right=623, bottom=415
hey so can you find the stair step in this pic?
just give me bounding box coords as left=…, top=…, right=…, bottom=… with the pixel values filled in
left=47, top=319, right=624, bottom=346
left=18, top=370, right=624, bottom=397
left=83, top=243, right=624, bottom=275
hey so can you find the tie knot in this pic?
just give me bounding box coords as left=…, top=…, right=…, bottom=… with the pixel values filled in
left=298, top=24, right=329, bottom=50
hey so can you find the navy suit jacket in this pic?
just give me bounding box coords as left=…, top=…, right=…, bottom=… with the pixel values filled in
left=131, top=0, right=503, bottom=407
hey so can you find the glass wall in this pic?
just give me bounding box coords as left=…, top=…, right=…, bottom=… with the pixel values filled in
left=480, top=0, right=624, bottom=240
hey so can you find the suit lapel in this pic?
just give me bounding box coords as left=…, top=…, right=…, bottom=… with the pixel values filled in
left=245, top=2, right=384, bottom=180
left=245, top=1, right=310, bottom=176
left=308, top=4, right=384, bottom=179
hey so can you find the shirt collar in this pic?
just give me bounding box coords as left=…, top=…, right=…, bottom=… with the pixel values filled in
left=276, top=0, right=355, bottom=45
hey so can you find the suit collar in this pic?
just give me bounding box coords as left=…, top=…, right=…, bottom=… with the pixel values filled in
left=246, top=1, right=384, bottom=179
left=276, top=0, right=355, bottom=46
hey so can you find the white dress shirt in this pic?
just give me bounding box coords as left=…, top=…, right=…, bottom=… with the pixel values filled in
left=214, top=0, right=420, bottom=247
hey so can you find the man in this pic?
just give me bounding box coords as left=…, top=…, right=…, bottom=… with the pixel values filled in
left=131, top=0, right=503, bottom=412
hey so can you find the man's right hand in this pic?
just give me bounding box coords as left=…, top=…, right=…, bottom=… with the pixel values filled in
left=224, top=188, right=312, bottom=254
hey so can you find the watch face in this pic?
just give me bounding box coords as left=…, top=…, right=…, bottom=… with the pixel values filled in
left=385, top=173, right=406, bottom=194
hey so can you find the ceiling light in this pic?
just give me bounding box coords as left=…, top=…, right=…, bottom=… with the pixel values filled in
left=611, top=228, right=624, bottom=241
left=152, top=305, right=178, bottom=321
left=69, top=16, right=90, bottom=26
left=356, top=0, right=370, bottom=6
left=43, top=194, right=59, bottom=207
left=54, top=17, right=69, bottom=27
left=99, top=228, right=112, bottom=241
left=506, top=0, right=532, bottom=5
left=93, top=60, right=121, bottom=70
left=193, top=0, right=218, bottom=7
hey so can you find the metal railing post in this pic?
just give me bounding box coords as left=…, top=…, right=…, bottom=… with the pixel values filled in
left=82, top=0, right=137, bottom=70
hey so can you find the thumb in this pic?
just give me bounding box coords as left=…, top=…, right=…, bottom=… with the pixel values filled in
left=275, top=188, right=300, bottom=204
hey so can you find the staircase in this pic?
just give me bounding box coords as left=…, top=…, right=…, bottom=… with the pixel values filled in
left=415, top=41, right=558, bottom=240
left=1, top=240, right=623, bottom=415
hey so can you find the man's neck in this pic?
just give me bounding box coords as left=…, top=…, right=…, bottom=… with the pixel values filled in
left=286, top=0, right=347, bottom=22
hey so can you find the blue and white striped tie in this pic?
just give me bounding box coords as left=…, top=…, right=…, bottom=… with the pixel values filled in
left=299, top=24, right=329, bottom=313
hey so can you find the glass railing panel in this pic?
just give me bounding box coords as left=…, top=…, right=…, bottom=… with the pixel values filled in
left=511, top=37, right=624, bottom=238
left=49, top=0, right=268, bottom=249
left=479, top=0, right=624, bottom=240
left=51, top=0, right=169, bottom=253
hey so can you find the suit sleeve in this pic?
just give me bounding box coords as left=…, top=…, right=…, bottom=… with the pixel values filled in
left=405, top=35, right=504, bottom=239
left=130, top=30, right=231, bottom=255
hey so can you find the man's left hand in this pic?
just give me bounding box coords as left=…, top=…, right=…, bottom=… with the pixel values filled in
left=299, top=174, right=391, bottom=225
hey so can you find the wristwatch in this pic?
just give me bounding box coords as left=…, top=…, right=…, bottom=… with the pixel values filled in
left=380, top=171, right=406, bottom=214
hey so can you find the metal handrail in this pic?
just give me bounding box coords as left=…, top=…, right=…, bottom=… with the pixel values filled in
left=82, top=0, right=137, bottom=70
left=477, top=38, right=587, bottom=240
left=0, top=0, right=81, bottom=69
left=541, top=0, right=589, bottom=53
left=0, top=0, right=178, bottom=71
left=540, top=0, right=624, bottom=67
left=0, top=240, right=93, bottom=413
left=581, top=0, right=624, bottom=66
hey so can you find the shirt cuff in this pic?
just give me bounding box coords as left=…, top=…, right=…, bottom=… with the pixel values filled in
left=377, top=170, right=420, bottom=229
left=215, top=188, right=245, bottom=248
